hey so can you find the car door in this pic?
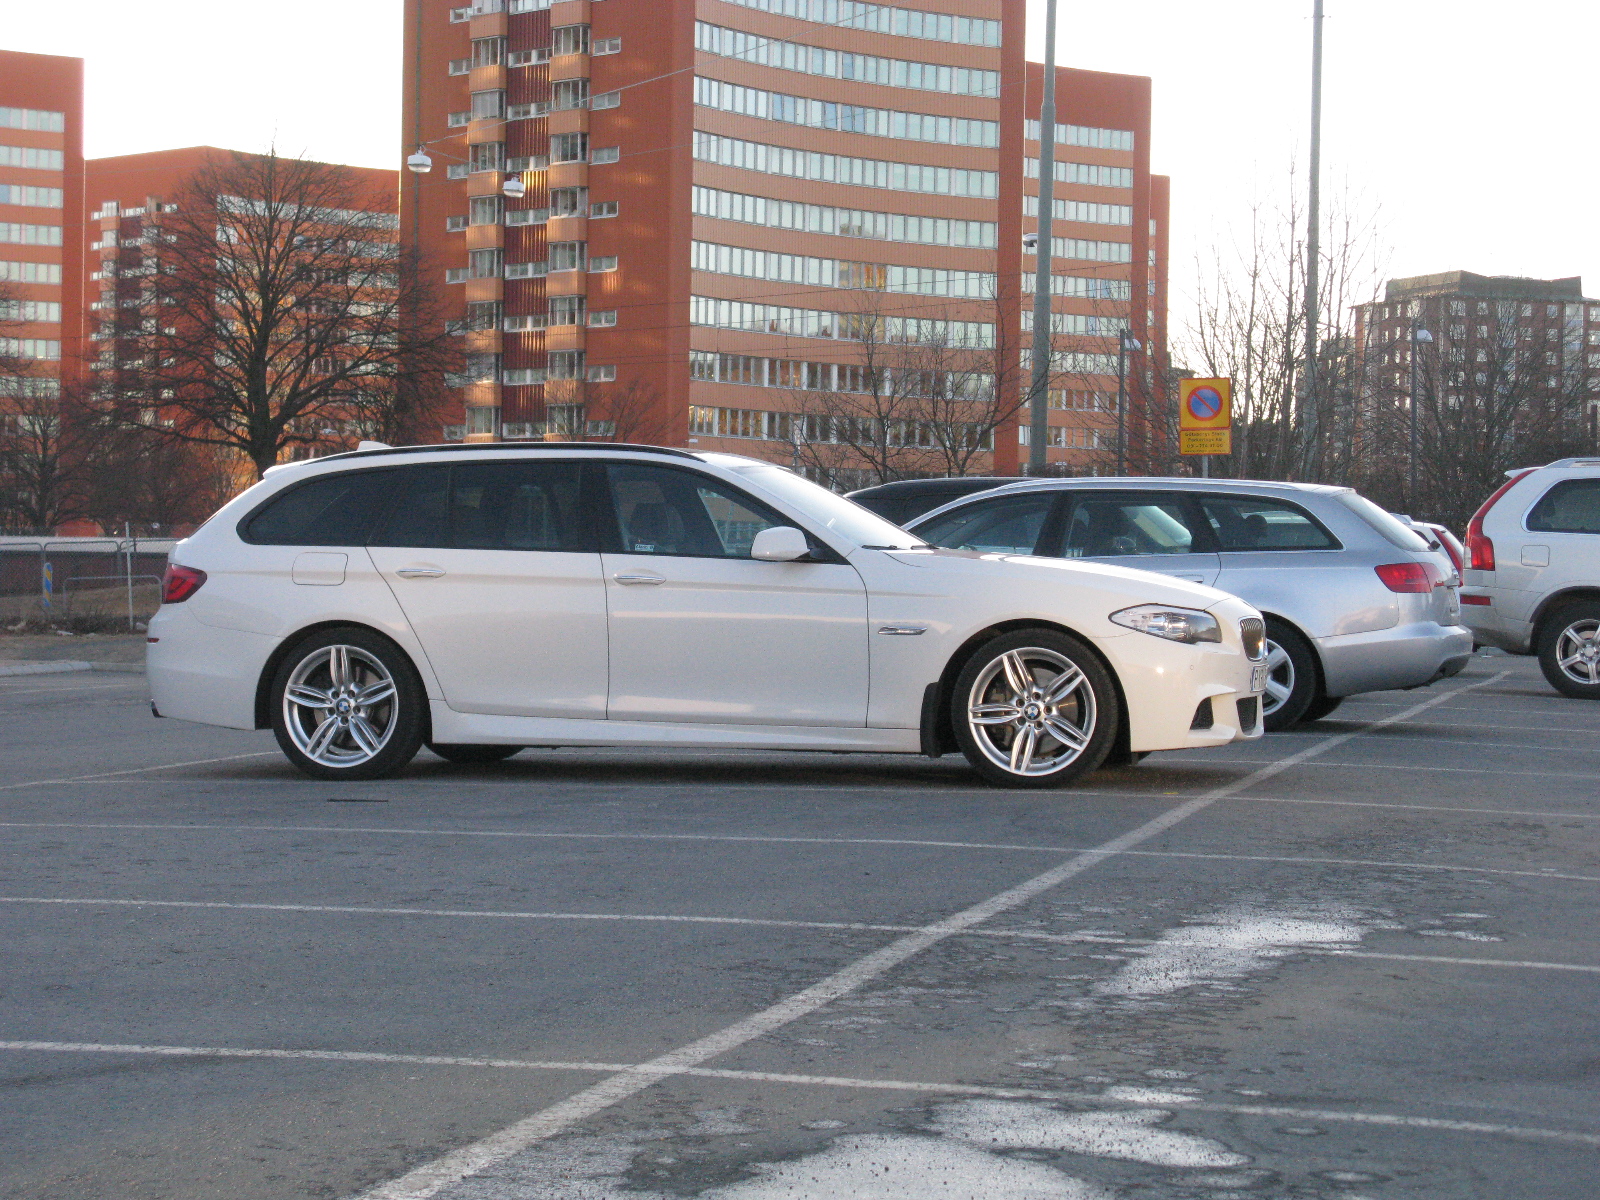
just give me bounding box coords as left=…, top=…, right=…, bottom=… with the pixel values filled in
left=600, top=461, right=869, bottom=727
left=1053, top=491, right=1220, bottom=585
left=1523, top=477, right=1600, bottom=598
left=366, top=460, right=610, bottom=718
left=1200, top=493, right=1348, bottom=632
left=911, top=491, right=1059, bottom=556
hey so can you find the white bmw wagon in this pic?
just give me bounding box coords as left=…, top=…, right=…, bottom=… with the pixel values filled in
left=148, top=444, right=1268, bottom=788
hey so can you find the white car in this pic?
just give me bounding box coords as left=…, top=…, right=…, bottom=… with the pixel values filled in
left=1462, top=457, right=1600, bottom=698
left=148, top=445, right=1268, bottom=787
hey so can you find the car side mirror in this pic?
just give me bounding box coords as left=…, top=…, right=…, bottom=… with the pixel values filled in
left=751, top=526, right=812, bottom=562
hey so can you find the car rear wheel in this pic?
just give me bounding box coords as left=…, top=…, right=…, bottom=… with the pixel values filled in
left=1538, top=603, right=1600, bottom=700
left=1261, top=619, right=1318, bottom=731
left=427, top=743, right=525, bottom=764
left=953, top=630, right=1118, bottom=788
left=271, top=627, right=425, bottom=780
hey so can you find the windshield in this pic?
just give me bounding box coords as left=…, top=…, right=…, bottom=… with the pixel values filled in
left=720, top=462, right=925, bottom=549
left=1337, top=492, right=1432, bottom=552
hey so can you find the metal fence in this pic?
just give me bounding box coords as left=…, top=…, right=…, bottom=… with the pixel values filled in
left=0, top=537, right=178, bottom=630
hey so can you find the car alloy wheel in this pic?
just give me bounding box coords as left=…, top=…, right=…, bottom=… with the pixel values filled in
left=1260, top=619, right=1318, bottom=731
left=954, top=631, right=1117, bottom=788
left=1539, top=603, right=1600, bottom=699
left=271, top=627, right=425, bottom=780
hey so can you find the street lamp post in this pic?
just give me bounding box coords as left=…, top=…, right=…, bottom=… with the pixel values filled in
left=1115, top=329, right=1140, bottom=476
left=1408, top=321, right=1433, bottom=511
left=1026, top=0, right=1060, bottom=476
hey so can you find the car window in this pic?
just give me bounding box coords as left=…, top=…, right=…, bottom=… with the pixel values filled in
left=450, top=461, right=588, bottom=551
left=241, top=469, right=398, bottom=546
left=1062, top=494, right=1197, bottom=557
left=607, top=463, right=786, bottom=558
left=914, top=495, right=1053, bottom=555
left=1336, top=492, right=1431, bottom=551
left=1527, top=479, right=1600, bottom=534
left=1200, top=495, right=1339, bottom=551
left=369, top=465, right=451, bottom=548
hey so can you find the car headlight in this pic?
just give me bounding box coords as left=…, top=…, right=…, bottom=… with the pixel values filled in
left=1110, top=604, right=1222, bottom=644
left=1239, top=616, right=1266, bottom=660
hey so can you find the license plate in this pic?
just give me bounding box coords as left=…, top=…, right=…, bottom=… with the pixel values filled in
left=1251, top=663, right=1269, bottom=693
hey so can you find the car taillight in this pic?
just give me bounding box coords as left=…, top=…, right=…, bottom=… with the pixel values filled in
left=1375, top=562, right=1434, bottom=593
left=1465, top=471, right=1531, bottom=572
left=161, top=564, right=207, bottom=603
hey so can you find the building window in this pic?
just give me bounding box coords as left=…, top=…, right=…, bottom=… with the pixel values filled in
left=591, top=91, right=621, bottom=109
left=464, top=300, right=502, bottom=331
left=553, top=79, right=590, bottom=110
left=469, top=248, right=503, bottom=278
left=694, top=21, right=999, bottom=98
left=591, top=146, right=620, bottom=164
left=693, top=132, right=996, bottom=199
left=446, top=215, right=468, bottom=232
left=0, top=184, right=64, bottom=208
left=586, top=365, right=616, bottom=382
left=472, top=36, right=505, bottom=66
left=692, top=184, right=992, bottom=249
left=469, top=195, right=503, bottom=225
left=0, top=107, right=66, bottom=133
left=588, top=309, right=617, bottom=327
left=551, top=133, right=589, bottom=163
left=550, top=187, right=587, bottom=216
left=548, top=350, right=586, bottom=379
left=0, top=222, right=64, bottom=247
left=589, top=200, right=619, bottom=218
left=588, top=255, right=618, bottom=272
left=694, top=76, right=999, bottom=149
left=1448, top=300, right=1466, bottom=316
left=465, top=406, right=500, bottom=435
left=1023, top=195, right=1133, bottom=225
left=471, top=90, right=506, bottom=120
left=470, top=142, right=505, bottom=172
left=552, top=23, right=591, bottom=55
left=549, top=241, right=586, bottom=271
left=712, top=0, right=1000, bottom=48
left=593, top=36, right=621, bottom=55
left=549, top=295, right=586, bottom=325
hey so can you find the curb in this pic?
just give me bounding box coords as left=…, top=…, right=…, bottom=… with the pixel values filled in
left=0, top=660, right=94, bottom=677
left=90, top=662, right=146, bottom=674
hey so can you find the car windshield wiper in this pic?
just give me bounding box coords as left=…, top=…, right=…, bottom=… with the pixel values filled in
left=862, top=543, right=935, bottom=550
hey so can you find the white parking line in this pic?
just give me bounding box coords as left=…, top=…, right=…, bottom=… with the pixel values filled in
left=0, top=751, right=279, bottom=791
left=1159, top=757, right=1600, bottom=781
left=0, top=682, right=145, bottom=698
left=2, top=1039, right=1595, bottom=1150
left=1313, top=949, right=1600, bottom=974
left=351, top=674, right=1507, bottom=1200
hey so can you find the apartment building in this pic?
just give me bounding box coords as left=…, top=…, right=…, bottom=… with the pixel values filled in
left=1356, top=272, right=1600, bottom=415
left=402, top=0, right=1168, bottom=473
left=0, top=49, right=84, bottom=420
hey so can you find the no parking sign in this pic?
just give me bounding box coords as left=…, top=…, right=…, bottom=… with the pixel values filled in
left=1179, top=378, right=1232, bottom=456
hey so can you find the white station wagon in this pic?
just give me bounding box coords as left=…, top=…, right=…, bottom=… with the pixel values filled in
left=148, top=444, right=1268, bottom=788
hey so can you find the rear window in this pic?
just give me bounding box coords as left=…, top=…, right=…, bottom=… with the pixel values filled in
left=1527, top=479, right=1600, bottom=534
left=1336, top=492, right=1431, bottom=552
left=241, top=470, right=398, bottom=545
left=1200, top=495, right=1339, bottom=551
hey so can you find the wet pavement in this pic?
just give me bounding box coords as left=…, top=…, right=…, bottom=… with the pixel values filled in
left=0, top=655, right=1595, bottom=1199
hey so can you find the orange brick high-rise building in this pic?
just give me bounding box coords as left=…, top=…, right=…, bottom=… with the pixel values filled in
left=401, top=0, right=1167, bottom=474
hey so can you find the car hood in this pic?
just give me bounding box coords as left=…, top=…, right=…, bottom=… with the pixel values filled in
left=866, top=546, right=1238, bottom=609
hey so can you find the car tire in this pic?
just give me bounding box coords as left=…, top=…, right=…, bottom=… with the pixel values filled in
left=270, top=627, right=425, bottom=781
left=428, top=743, right=525, bottom=764
left=1537, top=603, right=1600, bottom=700
left=952, top=629, right=1119, bottom=789
left=1299, top=694, right=1344, bottom=723
left=1261, top=619, right=1318, bottom=731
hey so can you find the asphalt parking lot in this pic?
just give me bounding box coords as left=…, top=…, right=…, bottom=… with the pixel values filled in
left=1, top=654, right=1597, bottom=1200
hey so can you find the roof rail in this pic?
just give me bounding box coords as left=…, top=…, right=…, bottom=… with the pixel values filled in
left=313, top=441, right=702, bottom=465
left=1542, top=458, right=1600, bottom=469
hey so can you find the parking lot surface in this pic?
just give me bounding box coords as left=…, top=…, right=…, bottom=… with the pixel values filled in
left=0, top=654, right=1596, bottom=1199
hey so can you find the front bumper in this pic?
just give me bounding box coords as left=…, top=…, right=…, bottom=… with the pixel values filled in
left=1102, top=600, right=1266, bottom=753
left=1317, top=621, right=1476, bottom=697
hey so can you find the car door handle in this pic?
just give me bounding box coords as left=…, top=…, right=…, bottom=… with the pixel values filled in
left=1162, top=573, right=1207, bottom=583
left=613, top=573, right=666, bottom=586
left=395, top=566, right=445, bottom=579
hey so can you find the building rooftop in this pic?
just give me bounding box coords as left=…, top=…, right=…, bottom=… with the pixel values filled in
left=1383, top=271, right=1588, bottom=303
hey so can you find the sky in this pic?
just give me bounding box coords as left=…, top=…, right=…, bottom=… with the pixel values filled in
left=7, top=0, right=1597, bottom=331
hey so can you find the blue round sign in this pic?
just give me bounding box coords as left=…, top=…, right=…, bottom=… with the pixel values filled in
left=1187, top=386, right=1223, bottom=421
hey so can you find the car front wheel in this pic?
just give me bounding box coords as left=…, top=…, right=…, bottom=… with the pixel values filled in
left=1539, top=603, right=1600, bottom=699
left=953, top=630, right=1118, bottom=788
left=271, top=627, right=425, bottom=780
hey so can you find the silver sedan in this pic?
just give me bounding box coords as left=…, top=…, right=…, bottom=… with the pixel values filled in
left=908, top=478, right=1473, bottom=730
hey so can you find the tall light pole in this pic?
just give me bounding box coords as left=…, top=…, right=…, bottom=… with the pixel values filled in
left=1408, top=321, right=1433, bottom=511
left=1115, top=329, right=1139, bottom=476
left=1302, top=0, right=1324, bottom=478
left=1026, top=0, right=1059, bottom=476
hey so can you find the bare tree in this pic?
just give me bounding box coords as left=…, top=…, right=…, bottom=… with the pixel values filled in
left=92, top=150, right=456, bottom=479
left=0, top=283, right=83, bottom=533
left=781, top=291, right=1029, bottom=487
